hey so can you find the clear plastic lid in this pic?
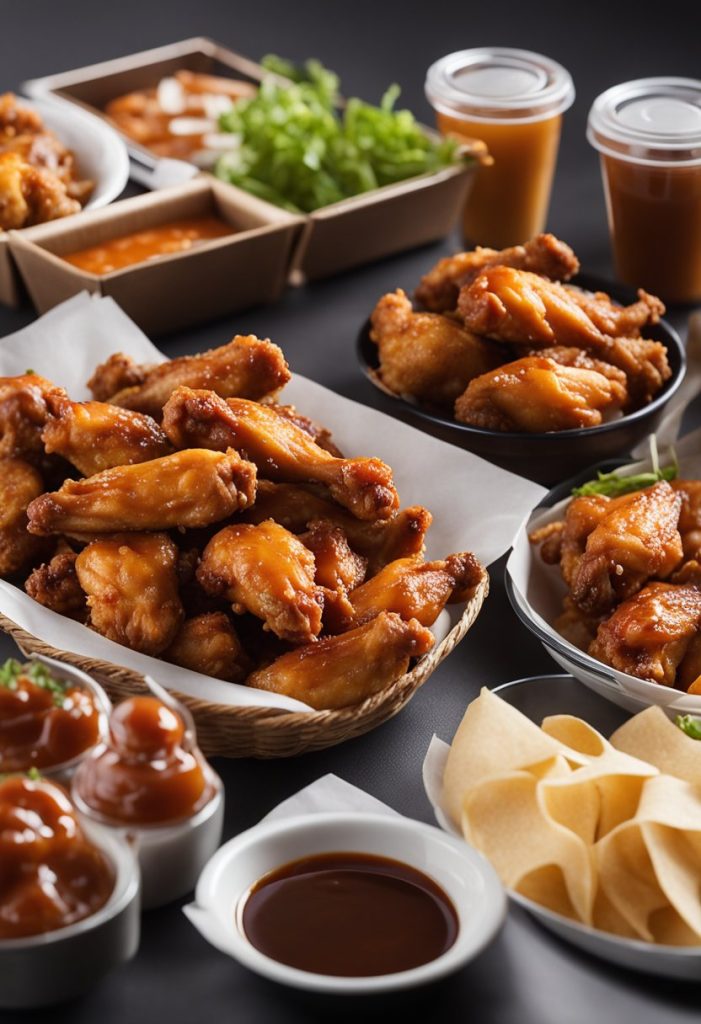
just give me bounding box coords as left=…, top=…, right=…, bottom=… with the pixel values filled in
left=425, top=47, right=575, bottom=124
left=588, top=78, right=701, bottom=166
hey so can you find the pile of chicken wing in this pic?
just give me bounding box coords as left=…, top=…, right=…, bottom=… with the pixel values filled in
left=530, top=479, right=701, bottom=692
left=0, top=93, right=94, bottom=231
left=0, top=334, right=484, bottom=710
left=369, top=234, right=671, bottom=433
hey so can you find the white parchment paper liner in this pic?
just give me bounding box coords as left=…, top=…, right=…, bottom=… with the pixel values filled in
left=0, top=292, right=545, bottom=710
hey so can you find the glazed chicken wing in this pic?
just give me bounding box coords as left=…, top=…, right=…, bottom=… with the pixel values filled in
left=0, top=457, right=50, bottom=576
left=369, top=289, right=503, bottom=408
left=589, top=583, right=701, bottom=686
left=0, top=373, right=65, bottom=461
left=554, top=597, right=603, bottom=652
left=75, top=532, right=183, bottom=655
left=454, top=356, right=627, bottom=432
left=568, top=481, right=683, bottom=615
left=671, top=480, right=701, bottom=561
left=262, top=403, right=343, bottom=457
left=415, top=233, right=579, bottom=312
left=26, top=448, right=257, bottom=536
left=197, top=521, right=324, bottom=644
left=99, top=336, right=290, bottom=416
left=25, top=546, right=86, bottom=620
left=41, top=394, right=172, bottom=476
left=243, top=482, right=432, bottom=574
left=0, top=151, right=80, bottom=230
left=162, top=387, right=399, bottom=521
left=87, top=353, right=147, bottom=403
left=164, top=612, right=251, bottom=683
left=677, top=632, right=701, bottom=695
left=247, top=610, right=434, bottom=710
left=563, top=285, right=664, bottom=336
left=328, top=552, right=485, bottom=632
left=300, top=520, right=367, bottom=595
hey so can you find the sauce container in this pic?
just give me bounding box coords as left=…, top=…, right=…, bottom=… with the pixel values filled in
left=425, top=47, right=574, bottom=247
left=587, top=77, right=701, bottom=304
left=72, top=678, right=224, bottom=909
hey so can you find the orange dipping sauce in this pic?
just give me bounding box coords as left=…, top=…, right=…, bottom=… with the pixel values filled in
left=73, top=695, right=213, bottom=825
left=0, top=665, right=102, bottom=773
left=0, top=775, right=114, bottom=939
left=63, top=217, right=234, bottom=275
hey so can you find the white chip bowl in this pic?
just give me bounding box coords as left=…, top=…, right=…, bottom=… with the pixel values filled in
left=183, top=811, right=506, bottom=994
left=18, top=96, right=129, bottom=212
left=424, top=673, right=701, bottom=980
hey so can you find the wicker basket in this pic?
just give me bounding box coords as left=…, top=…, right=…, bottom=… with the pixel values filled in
left=0, top=571, right=488, bottom=758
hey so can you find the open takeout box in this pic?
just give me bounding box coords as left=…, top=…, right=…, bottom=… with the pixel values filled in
left=0, top=294, right=546, bottom=756
left=23, top=36, right=481, bottom=282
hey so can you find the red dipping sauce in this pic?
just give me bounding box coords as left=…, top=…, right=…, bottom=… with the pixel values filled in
left=73, top=695, right=213, bottom=825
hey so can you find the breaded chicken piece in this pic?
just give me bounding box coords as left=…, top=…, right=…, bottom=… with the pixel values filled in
left=25, top=546, right=86, bottom=620
left=0, top=373, right=66, bottom=462
left=369, top=289, right=503, bottom=409
left=197, top=521, right=324, bottom=644
left=454, top=356, right=627, bottom=432
left=75, top=533, right=183, bottom=655
left=415, top=233, right=579, bottom=312
left=0, top=457, right=50, bottom=576
left=671, top=480, right=701, bottom=561
left=0, top=151, right=80, bottom=230
left=87, top=353, right=147, bottom=403
left=262, top=402, right=343, bottom=457
left=162, top=387, right=399, bottom=521
left=247, top=611, right=434, bottom=709
left=164, top=612, right=251, bottom=683
left=26, top=448, right=257, bottom=536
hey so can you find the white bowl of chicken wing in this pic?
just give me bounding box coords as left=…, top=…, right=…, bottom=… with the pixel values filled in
left=506, top=432, right=701, bottom=713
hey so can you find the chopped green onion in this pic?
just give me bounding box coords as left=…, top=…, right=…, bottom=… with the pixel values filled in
left=0, top=658, right=68, bottom=708
left=675, top=715, right=701, bottom=740
left=572, top=463, right=678, bottom=498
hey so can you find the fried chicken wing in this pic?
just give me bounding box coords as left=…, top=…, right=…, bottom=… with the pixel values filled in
left=299, top=519, right=367, bottom=624
left=454, top=356, right=627, bottom=432
left=677, top=632, right=701, bottom=695
left=243, top=482, right=432, bottom=574
left=197, top=521, right=324, bottom=644
left=671, top=480, right=701, bottom=561
left=329, top=552, right=484, bottom=631
left=589, top=583, right=701, bottom=686
left=25, top=546, right=86, bottom=620
left=0, top=457, right=50, bottom=576
left=75, top=533, right=183, bottom=656
left=568, top=481, right=683, bottom=615
left=0, top=151, right=80, bottom=230
left=0, top=373, right=65, bottom=461
left=415, top=233, right=579, bottom=312
left=247, top=610, right=435, bottom=709
left=162, top=387, right=399, bottom=521
left=554, top=597, right=603, bottom=652
left=262, top=402, right=343, bottom=457
left=41, top=394, right=172, bottom=476
left=369, top=289, right=503, bottom=409
left=27, top=448, right=257, bottom=536
left=87, top=353, right=147, bottom=403
left=164, top=612, right=251, bottom=683
left=563, top=285, right=664, bottom=336
left=101, top=336, right=290, bottom=416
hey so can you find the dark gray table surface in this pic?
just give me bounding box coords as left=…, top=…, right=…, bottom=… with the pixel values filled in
left=3, top=2, right=701, bottom=1021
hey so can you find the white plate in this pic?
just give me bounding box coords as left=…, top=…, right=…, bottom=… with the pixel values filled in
left=422, top=673, right=701, bottom=980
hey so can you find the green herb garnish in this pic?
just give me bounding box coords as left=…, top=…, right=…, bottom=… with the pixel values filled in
left=214, top=56, right=461, bottom=213
left=675, top=715, right=701, bottom=740
left=0, top=658, right=68, bottom=708
left=572, top=464, right=678, bottom=498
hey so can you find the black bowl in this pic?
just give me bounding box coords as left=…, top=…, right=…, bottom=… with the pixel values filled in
left=357, top=274, right=686, bottom=486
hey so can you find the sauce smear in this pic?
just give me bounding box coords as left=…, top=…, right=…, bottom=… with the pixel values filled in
left=63, top=216, right=234, bottom=275
left=241, top=851, right=458, bottom=977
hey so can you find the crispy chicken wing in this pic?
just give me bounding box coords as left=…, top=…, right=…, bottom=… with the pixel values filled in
left=262, top=402, right=343, bottom=457
left=0, top=373, right=65, bottom=461
left=163, top=612, right=251, bottom=683
left=87, top=353, right=147, bottom=403
left=329, top=552, right=484, bottom=631
left=162, top=387, right=399, bottom=521
left=677, top=632, right=701, bottom=695
left=75, top=532, right=183, bottom=655
left=671, top=480, right=701, bottom=561
left=563, top=285, right=664, bottom=336
left=568, top=481, right=683, bottom=615
left=300, top=519, right=367, bottom=624
left=25, top=546, right=86, bottom=620
left=415, top=233, right=579, bottom=312
left=243, top=481, right=432, bottom=574
left=0, top=151, right=80, bottom=230
left=99, top=336, right=290, bottom=416
left=454, top=356, right=627, bottom=432
left=41, top=394, right=172, bottom=476
left=369, top=289, right=503, bottom=409
left=554, top=597, right=603, bottom=652
left=27, top=448, right=257, bottom=536
left=589, top=583, right=701, bottom=686
left=0, top=457, right=50, bottom=576
left=247, top=610, right=434, bottom=709
left=197, top=521, right=324, bottom=644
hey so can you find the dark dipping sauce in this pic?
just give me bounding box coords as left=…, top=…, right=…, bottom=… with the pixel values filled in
left=241, top=851, right=459, bottom=977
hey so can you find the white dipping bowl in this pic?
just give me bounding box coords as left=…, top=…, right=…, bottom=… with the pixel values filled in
left=18, top=96, right=129, bottom=211
left=0, top=820, right=140, bottom=1009
left=183, top=811, right=506, bottom=994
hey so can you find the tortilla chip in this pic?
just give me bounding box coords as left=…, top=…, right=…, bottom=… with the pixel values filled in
left=541, top=714, right=610, bottom=757
left=610, top=705, right=701, bottom=787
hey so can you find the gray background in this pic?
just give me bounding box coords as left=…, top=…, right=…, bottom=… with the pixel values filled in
left=1, top=2, right=700, bottom=1021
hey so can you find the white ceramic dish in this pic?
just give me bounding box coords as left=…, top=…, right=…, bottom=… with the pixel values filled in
left=183, top=811, right=506, bottom=994
left=423, top=673, right=701, bottom=980
left=22, top=95, right=130, bottom=210
left=0, top=820, right=140, bottom=1009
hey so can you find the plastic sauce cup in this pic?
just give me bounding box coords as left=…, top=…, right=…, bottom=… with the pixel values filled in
left=425, top=48, right=574, bottom=248
left=588, top=77, right=701, bottom=305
